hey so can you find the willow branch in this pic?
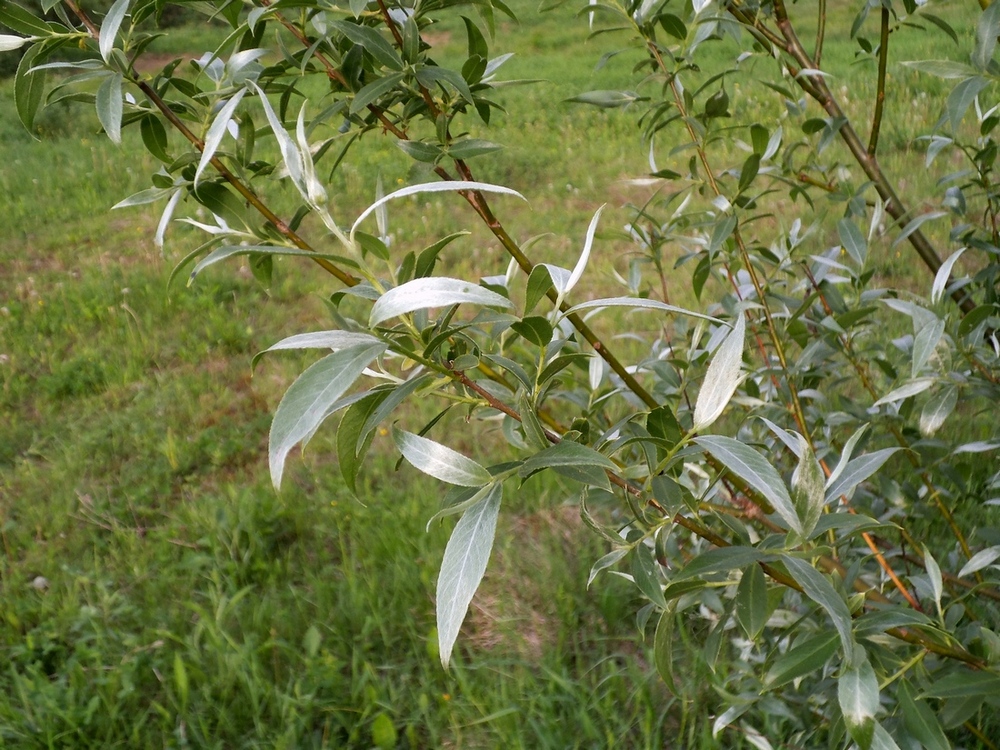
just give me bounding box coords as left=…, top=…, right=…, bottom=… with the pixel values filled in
left=753, top=0, right=976, bottom=314
left=868, top=7, right=889, bottom=156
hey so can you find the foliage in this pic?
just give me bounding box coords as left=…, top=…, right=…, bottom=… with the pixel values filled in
left=6, top=0, right=1000, bottom=745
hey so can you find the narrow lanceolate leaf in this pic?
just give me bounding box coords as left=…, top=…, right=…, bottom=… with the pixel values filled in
left=736, top=563, right=768, bottom=640
left=898, top=682, right=951, bottom=750
left=437, top=483, right=502, bottom=668
left=824, top=448, right=899, bottom=504
left=96, top=73, right=124, bottom=145
left=692, top=314, right=745, bottom=430
left=518, top=440, right=617, bottom=476
left=250, top=82, right=303, bottom=192
left=253, top=330, right=382, bottom=370
left=0, top=34, right=26, bottom=51
left=838, top=650, right=878, bottom=749
left=352, top=182, right=525, bottom=241
left=556, top=205, right=603, bottom=307
left=838, top=218, right=868, bottom=266
left=920, top=384, right=958, bottom=437
left=561, top=296, right=722, bottom=324
left=932, top=247, right=967, bottom=305
left=653, top=605, right=677, bottom=695
left=100, top=0, right=131, bottom=63
left=195, top=88, right=246, bottom=185
left=870, top=722, right=902, bottom=750
left=825, top=424, right=868, bottom=492
left=695, top=435, right=802, bottom=535
left=393, top=428, right=492, bottom=487
left=958, top=546, right=1000, bottom=578
left=791, top=435, right=825, bottom=538
left=763, top=631, right=839, bottom=690
left=269, top=343, right=386, bottom=489
left=782, top=556, right=854, bottom=660
left=912, top=317, right=945, bottom=377
left=872, top=378, right=935, bottom=407
left=15, top=43, right=47, bottom=134
left=924, top=545, right=943, bottom=614
left=370, top=277, right=512, bottom=327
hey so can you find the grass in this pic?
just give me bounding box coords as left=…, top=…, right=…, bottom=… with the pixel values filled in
left=0, top=0, right=995, bottom=746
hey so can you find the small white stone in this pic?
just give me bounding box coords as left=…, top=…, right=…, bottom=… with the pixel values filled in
left=31, top=576, right=49, bottom=591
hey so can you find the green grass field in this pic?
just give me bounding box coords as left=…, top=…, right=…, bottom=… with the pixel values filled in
left=0, top=0, right=988, bottom=746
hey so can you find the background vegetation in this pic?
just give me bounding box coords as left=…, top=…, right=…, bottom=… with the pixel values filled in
left=2, top=0, right=999, bottom=747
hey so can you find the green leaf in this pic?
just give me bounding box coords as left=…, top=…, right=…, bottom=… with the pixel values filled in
left=892, top=211, right=947, bottom=250
left=510, top=316, right=553, bottom=347
left=958, top=546, right=1000, bottom=578
left=653, top=606, right=676, bottom=695
left=959, top=304, right=996, bottom=337
left=588, top=547, right=628, bottom=587
left=838, top=218, right=867, bottom=266
left=331, top=20, right=403, bottom=71
left=524, top=265, right=553, bottom=314
left=931, top=247, right=967, bottom=305
left=925, top=669, right=1000, bottom=698
left=901, top=60, right=975, bottom=79
left=692, top=314, right=745, bottom=430
left=189, top=246, right=352, bottom=283
left=912, top=317, right=945, bottom=377
left=269, top=343, right=385, bottom=489
left=695, top=435, right=801, bottom=535
left=397, top=139, right=443, bottom=164
left=337, top=390, right=388, bottom=494
left=923, top=544, right=943, bottom=615
left=370, top=277, right=513, bottom=327
left=674, top=546, right=772, bottom=582
left=870, top=722, right=902, bottom=750
left=447, top=138, right=503, bottom=160
left=750, top=124, right=768, bottom=155
left=253, top=330, right=382, bottom=370
left=646, top=406, right=682, bottom=450
left=565, top=90, right=640, bottom=108
left=973, top=1, right=1000, bottom=70
left=394, top=428, right=492, bottom=487
left=872, top=378, right=935, bottom=407
left=825, top=448, right=899, bottom=503
left=839, top=650, right=878, bottom=749
left=632, top=543, right=667, bottom=609
left=96, top=72, right=124, bottom=145
left=462, top=16, right=488, bottom=59
left=195, top=88, right=245, bottom=185
left=736, top=563, right=768, bottom=640
left=0, top=2, right=55, bottom=35
left=763, top=631, right=839, bottom=690
left=437, top=483, right=502, bottom=668
left=350, top=71, right=405, bottom=115
left=707, top=215, right=737, bottom=255
left=140, top=115, right=170, bottom=162
left=792, top=436, right=825, bottom=539
left=946, top=77, right=989, bottom=132
left=658, top=13, right=686, bottom=40
left=561, top=296, right=721, bottom=324
left=920, top=384, right=957, bottom=437
left=416, top=232, right=468, bottom=278
left=898, top=681, right=951, bottom=750
left=99, top=0, right=130, bottom=63
left=355, top=231, right=390, bottom=261
left=519, top=440, right=617, bottom=477
left=782, top=556, right=854, bottom=660
left=738, top=153, right=759, bottom=193
left=14, top=43, right=46, bottom=133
